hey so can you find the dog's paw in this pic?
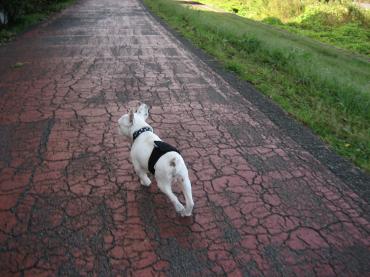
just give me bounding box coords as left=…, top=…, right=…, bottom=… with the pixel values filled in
left=140, top=179, right=151, bottom=187
left=176, top=204, right=193, bottom=217
left=180, top=208, right=192, bottom=217
left=175, top=203, right=185, bottom=214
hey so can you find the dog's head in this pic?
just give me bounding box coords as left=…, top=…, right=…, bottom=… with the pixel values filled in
left=117, top=103, right=149, bottom=138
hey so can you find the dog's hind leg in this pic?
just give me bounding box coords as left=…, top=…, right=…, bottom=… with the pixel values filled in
left=133, top=160, right=151, bottom=186
left=139, top=173, right=151, bottom=187
left=157, top=181, right=185, bottom=214
left=181, top=177, right=194, bottom=217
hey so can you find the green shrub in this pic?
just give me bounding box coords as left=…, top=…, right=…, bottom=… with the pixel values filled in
left=0, top=29, right=15, bottom=44
left=0, top=0, right=66, bottom=24
left=229, top=36, right=261, bottom=53
left=347, top=4, right=369, bottom=25
left=226, top=61, right=243, bottom=74
left=0, top=0, right=26, bottom=24
left=262, top=17, right=283, bottom=25
left=0, top=0, right=74, bottom=45
left=267, top=0, right=304, bottom=19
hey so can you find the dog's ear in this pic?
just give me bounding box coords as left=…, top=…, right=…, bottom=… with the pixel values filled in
left=136, top=103, right=149, bottom=120
left=129, top=109, right=135, bottom=125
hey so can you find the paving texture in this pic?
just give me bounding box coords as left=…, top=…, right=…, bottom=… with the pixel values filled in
left=0, top=0, right=369, bottom=276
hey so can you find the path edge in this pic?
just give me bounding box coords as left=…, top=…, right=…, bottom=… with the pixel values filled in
left=139, top=0, right=370, bottom=203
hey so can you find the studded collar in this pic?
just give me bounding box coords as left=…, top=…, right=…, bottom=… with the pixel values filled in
left=132, top=127, right=152, bottom=141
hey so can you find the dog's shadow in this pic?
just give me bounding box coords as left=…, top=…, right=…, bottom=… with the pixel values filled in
left=137, top=183, right=194, bottom=229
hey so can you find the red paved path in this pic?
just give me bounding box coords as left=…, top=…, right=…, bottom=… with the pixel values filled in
left=0, top=0, right=369, bottom=276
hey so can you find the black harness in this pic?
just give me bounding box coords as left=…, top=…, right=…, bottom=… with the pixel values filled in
left=133, top=127, right=180, bottom=174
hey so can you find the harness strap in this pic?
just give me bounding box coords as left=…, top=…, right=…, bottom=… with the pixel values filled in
left=148, top=141, right=180, bottom=174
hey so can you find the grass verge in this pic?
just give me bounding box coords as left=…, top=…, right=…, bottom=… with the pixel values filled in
left=198, top=0, right=370, bottom=57
left=0, top=0, right=76, bottom=45
left=143, top=0, right=370, bottom=172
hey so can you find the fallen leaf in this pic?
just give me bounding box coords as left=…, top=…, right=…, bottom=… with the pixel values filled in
left=13, top=62, right=25, bottom=68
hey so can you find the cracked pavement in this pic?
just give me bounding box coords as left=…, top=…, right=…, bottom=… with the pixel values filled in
left=0, top=0, right=369, bottom=276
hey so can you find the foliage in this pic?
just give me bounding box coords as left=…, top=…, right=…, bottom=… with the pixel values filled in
left=199, top=0, right=370, bottom=56
left=144, top=0, right=370, bottom=171
left=0, top=0, right=74, bottom=44
left=0, top=0, right=69, bottom=24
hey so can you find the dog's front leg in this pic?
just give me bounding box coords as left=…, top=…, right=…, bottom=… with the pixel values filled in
left=132, top=160, right=151, bottom=186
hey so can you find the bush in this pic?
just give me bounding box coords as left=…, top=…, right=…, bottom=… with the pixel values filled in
left=266, top=0, right=304, bottom=19
left=229, top=35, right=261, bottom=53
left=347, top=4, right=369, bottom=25
left=0, top=0, right=63, bottom=25
left=0, top=0, right=26, bottom=24
left=262, top=17, right=283, bottom=25
left=0, top=29, right=15, bottom=43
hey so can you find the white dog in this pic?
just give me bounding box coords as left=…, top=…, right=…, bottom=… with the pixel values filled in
left=118, top=103, right=194, bottom=217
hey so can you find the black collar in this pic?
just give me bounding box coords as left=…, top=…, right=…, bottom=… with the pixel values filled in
left=132, top=127, right=152, bottom=141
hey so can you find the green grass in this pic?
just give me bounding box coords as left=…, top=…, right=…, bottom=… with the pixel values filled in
left=144, top=0, right=370, bottom=172
left=198, top=0, right=370, bottom=57
left=0, top=0, right=75, bottom=45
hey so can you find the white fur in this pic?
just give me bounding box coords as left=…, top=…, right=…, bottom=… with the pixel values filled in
left=118, top=103, right=194, bottom=217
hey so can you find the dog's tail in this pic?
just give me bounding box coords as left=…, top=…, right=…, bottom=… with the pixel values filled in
left=170, top=156, right=177, bottom=170
left=169, top=156, right=181, bottom=177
